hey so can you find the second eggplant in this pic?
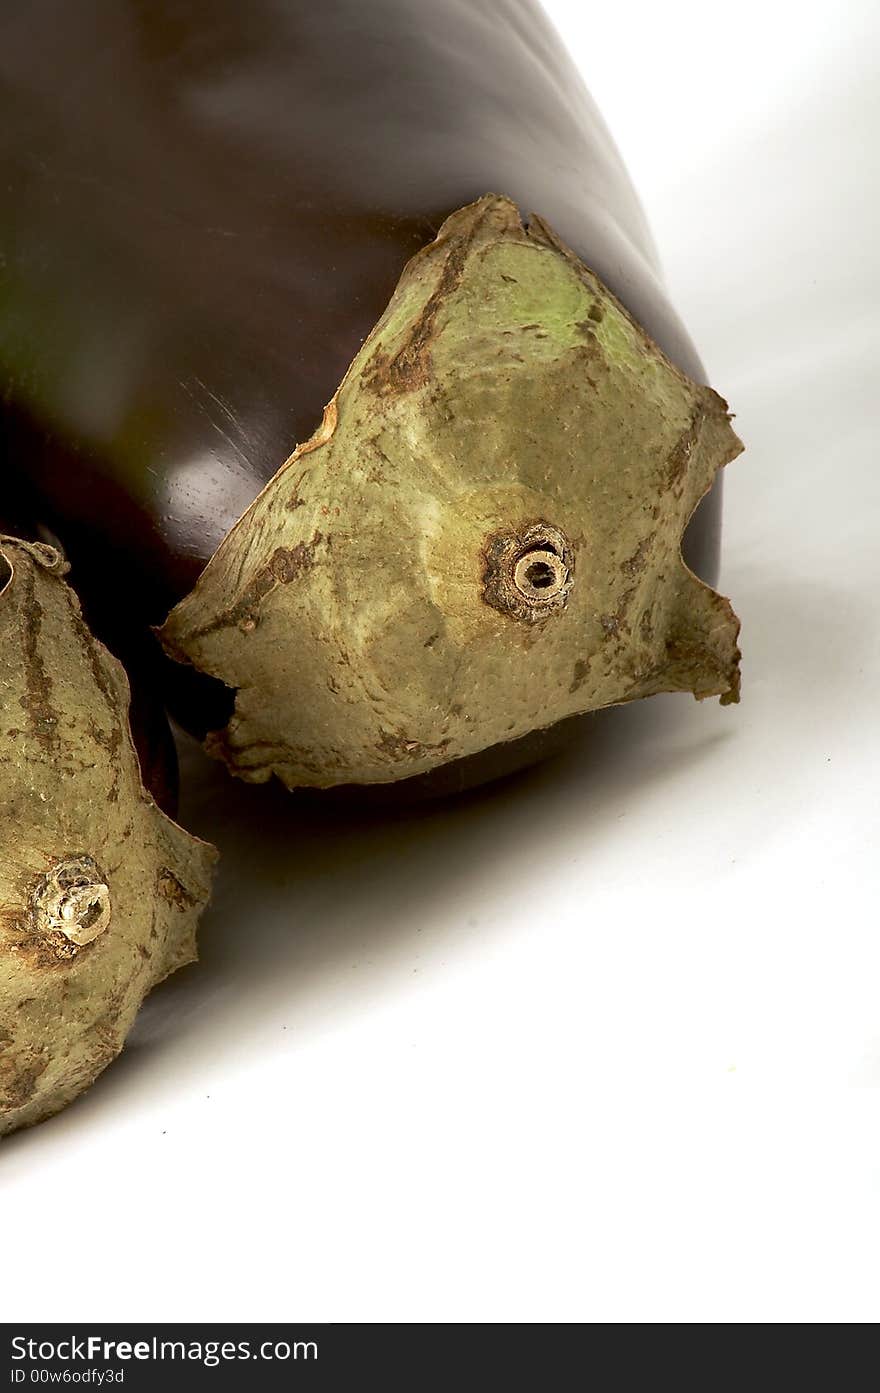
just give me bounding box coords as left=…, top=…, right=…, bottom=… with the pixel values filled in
left=0, top=530, right=215, bottom=1136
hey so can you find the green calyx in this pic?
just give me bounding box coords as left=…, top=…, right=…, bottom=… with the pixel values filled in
left=160, top=195, right=743, bottom=789
left=0, top=539, right=215, bottom=1137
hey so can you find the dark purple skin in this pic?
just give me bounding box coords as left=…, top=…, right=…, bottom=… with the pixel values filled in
left=0, top=0, right=722, bottom=795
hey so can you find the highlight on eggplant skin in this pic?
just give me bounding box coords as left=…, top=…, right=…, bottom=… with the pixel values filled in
left=0, top=535, right=216, bottom=1138
left=0, top=0, right=742, bottom=793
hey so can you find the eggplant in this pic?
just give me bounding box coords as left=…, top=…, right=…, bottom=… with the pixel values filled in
left=0, top=0, right=742, bottom=793
left=0, top=514, right=215, bottom=1136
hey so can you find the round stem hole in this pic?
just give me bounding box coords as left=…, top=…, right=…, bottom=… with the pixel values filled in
left=512, top=547, right=568, bottom=603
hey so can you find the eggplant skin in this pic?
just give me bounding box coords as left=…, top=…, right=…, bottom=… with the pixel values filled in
left=0, top=0, right=719, bottom=599
left=0, top=0, right=731, bottom=790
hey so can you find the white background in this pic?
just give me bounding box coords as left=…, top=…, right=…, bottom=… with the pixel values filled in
left=3, top=0, right=879, bottom=1322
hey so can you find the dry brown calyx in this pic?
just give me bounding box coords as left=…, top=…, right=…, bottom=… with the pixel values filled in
left=1, top=536, right=216, bottom=1137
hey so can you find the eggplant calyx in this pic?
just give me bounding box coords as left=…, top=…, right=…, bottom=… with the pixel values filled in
left=159, top=194, right=743, bottom=790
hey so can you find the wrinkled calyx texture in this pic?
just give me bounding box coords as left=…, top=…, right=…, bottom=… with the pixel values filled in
left=0, top=538, right=215, bottom=1136
left=161, top=195, right=743, bottom=788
